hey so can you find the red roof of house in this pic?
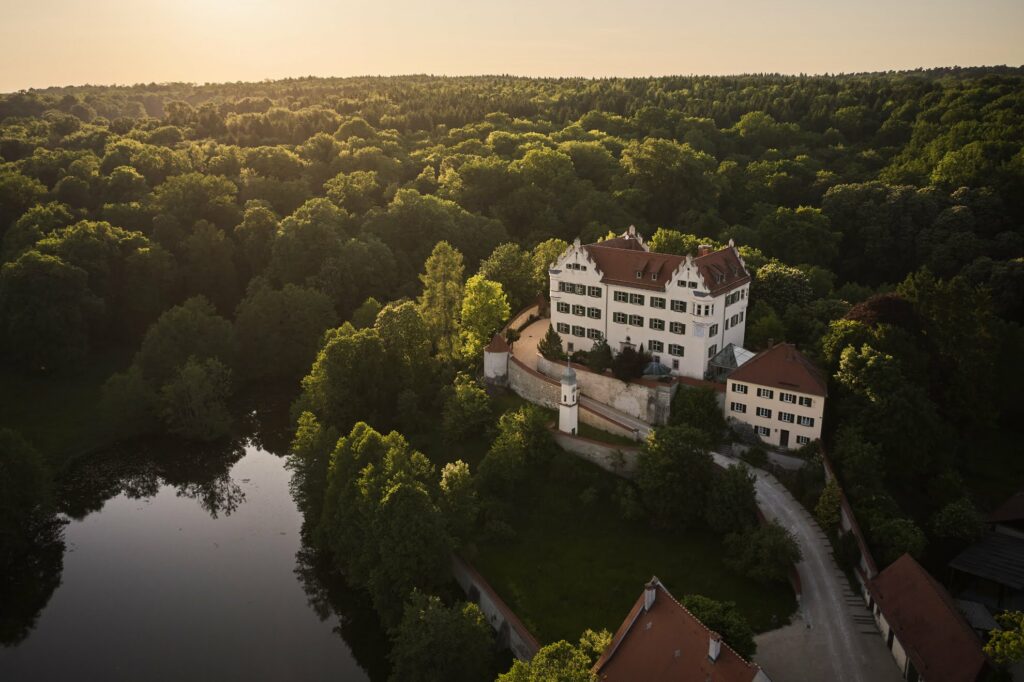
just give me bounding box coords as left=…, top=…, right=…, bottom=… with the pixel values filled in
left=582, top=231, right=748, bottom=295
left=869, top=554, right=987, bottom=682
left=593, top=578, right=765, bottom=682
left=727, top=343, right=828, bottom=397
left=989, top=490, right=1024, bottom=524
left=484, top=333, right=510, bottom=353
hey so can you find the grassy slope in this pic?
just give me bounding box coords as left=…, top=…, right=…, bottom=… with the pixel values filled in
left=472, top=453, right=796, bottom=644
left=0, top=348, right=132, bottom=467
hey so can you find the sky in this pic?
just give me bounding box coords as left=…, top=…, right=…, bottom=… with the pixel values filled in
left=1, top=0, right=1022, bottom=92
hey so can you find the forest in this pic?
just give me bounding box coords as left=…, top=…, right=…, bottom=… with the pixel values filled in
left=1, top=69, right=1023, bottom=678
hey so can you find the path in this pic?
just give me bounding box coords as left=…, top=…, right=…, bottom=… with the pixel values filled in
left=711, top=452, right=901, bottom=682
left=579, top=395, right=650, bottom=439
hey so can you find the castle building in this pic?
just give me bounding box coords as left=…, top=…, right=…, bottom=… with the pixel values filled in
left=548, top=226, right=750, bottom=380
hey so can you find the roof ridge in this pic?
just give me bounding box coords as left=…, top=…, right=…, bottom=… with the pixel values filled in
left=654, top=579, right=761, bottom=671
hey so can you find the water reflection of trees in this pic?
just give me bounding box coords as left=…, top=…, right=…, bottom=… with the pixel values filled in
left=0, top=516, right=65, bottom=646
left=59, top=438, right=247, bottom=520
left=294, top=543, right=392, bottom=681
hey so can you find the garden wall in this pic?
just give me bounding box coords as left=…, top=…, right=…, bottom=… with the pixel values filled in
left=821, top=450, right=878, bottom=593
left=508, top=356, right=559, bottom=410
left=507, top=303, right=541, bottom=334
left=552, top=431, right=640, bottom=478
left=535, top=355, right=674, bottom=425
left=452, top=555, right=541, bottom=661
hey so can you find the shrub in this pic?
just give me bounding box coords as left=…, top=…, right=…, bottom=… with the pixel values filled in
left=537, top=323, right=565, bottom=360
left=724, top=522, right=802, bottom=584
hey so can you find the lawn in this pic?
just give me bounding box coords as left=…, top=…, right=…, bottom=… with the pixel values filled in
left=472, top=453, right=796, bottom=644
left=0, top=347, right=132, bottom=468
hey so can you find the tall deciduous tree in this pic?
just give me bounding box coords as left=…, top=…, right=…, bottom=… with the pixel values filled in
left=388, top=591, right=493, bottom=682
left=460, top=274, right=510, bottom=359
left=418, top=241, right=465, bottom=358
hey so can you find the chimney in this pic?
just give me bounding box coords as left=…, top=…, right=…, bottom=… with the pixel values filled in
left=697, top=244, right=713, bottom=257
left=708, top=632, right=722, bottom=662
left=643, top=579, right=657, bottom=611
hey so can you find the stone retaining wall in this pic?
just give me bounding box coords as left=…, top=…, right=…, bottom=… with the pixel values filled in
left=452, top=555, right=540, bottom=661
left=535, top=355, right=674, bottom=425
left=552, top=431, right=640, bottom=478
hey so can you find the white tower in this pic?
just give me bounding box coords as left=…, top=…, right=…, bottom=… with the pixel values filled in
left=558, top=363, right=579, bottom=435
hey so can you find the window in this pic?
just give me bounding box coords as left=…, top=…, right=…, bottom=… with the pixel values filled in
left=755, top=426, right=770, bottom=437
left=558, top=281, right=568, bottom=293
left=629, top=293, right=645, bottom=305
left=587, top=328, right=603, bottom=340
left=668, top=344, right=685, bottom=357
left=556, top=302, right=569, bottom=314
left=709, top=324, right=719, bottom=337
left=556, top=323, right=570, bottom=334
left=725, top=319, right=730, bottom=330
left=652, top=355, right=660, bottom=364
left=671, top=359, right=679, bottom=370
left=796, top=436, right=810, bottom=446
left=613, top=312, right=627, bottom=324
left=573, top=284, right=587, bottom=295
left=571, top=304, right=586, bottom=316
left=567, top=342, right=574, bottom=352
left=649, top=318, right=665, bottom=331
left=732, top=383, right=748, bottom=394
left=756, top=406, right=772, bottom=418
left=614, top=291, right=628, bottom=303
left=635, top=270, right=643, bottom=279
left=669, top=322, right=686, bottom=334
left=649, top=340, right=664, bottom=352
left=587, top=307, right=601, bottom=319
left=588, top=286, right=602, bottom=298
left=688, top=281, right=698, bottom=289
left=707, top=344, right=717, bottom=358
left=651, top=272, right=658, bottom=281
left=566, top=262, right=587, bottom=271
left=671, top=300, right=687, bottom=313
left=572, top=325, right=585, bottom=337
left=780, top=392, right=796, bottom=404
left=628, top=314, right=644, bottom=326
left=779, top=412, right=796, bottom=424
left=650, top=297, right=666, bottom=309
left=757, top=388, right=774, bottom=399
left=798, top=396, right=812, bottom=408
left=739, top=311, right=744, bottom=322
left=731, top=402, right=747, bottom=413
left=798, top=416, right=815, bottom=427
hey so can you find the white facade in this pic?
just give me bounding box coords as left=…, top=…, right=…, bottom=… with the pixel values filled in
left=558, top=366, right=579, bottom=435
left=483, top=347, right=509, bottom=383
left=725, top=378, right=824, bottom=450
left=548, top=231, right=750, bottom=381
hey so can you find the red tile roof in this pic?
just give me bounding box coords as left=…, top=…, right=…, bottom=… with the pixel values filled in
left=869, top=554, right=988, bottom=682
left=727, top=343, right=828, bottom=397
left=593, top=578, right=766, bottom=682
left=484, top=333, right=510, bottom=353
left=582, top=231, right=749, bottom=295
left=989, top=490, right=1024, bottom=524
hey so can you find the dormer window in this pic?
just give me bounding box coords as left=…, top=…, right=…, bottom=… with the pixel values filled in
left=651, top=272, right=658, bottom=281
left=636, top=270, right=643, bottom=279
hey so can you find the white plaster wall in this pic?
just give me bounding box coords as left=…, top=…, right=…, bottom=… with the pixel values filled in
left=484, top=350, right=508, bottom=382
left=508, top=358, right=559, bottom=410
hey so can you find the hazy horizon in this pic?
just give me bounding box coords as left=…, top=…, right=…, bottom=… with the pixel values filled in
left=2, top=0, right=1023, bottom=93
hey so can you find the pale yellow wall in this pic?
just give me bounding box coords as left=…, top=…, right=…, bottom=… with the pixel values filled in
left=726, top=378, right=824, bottom=449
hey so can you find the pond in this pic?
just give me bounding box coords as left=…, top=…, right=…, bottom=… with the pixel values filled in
left=0, top=431, right=390, bottom=681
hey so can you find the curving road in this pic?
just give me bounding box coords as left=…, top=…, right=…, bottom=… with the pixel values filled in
left=711, top=452, right=902, bottom=682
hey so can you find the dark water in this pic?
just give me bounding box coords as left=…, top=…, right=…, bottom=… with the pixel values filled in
left=0, top=435, right=389, bottom=681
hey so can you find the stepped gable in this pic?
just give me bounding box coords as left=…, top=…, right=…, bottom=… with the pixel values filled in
left=727, top=342, right=828, bottom=397
left=581, top=228, right=748, bottom=295
left=869, top=554, right=988, bottom=682
left=693, top=244, right=750, bottom=296
left=593, top=577, right=765, bottom=682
